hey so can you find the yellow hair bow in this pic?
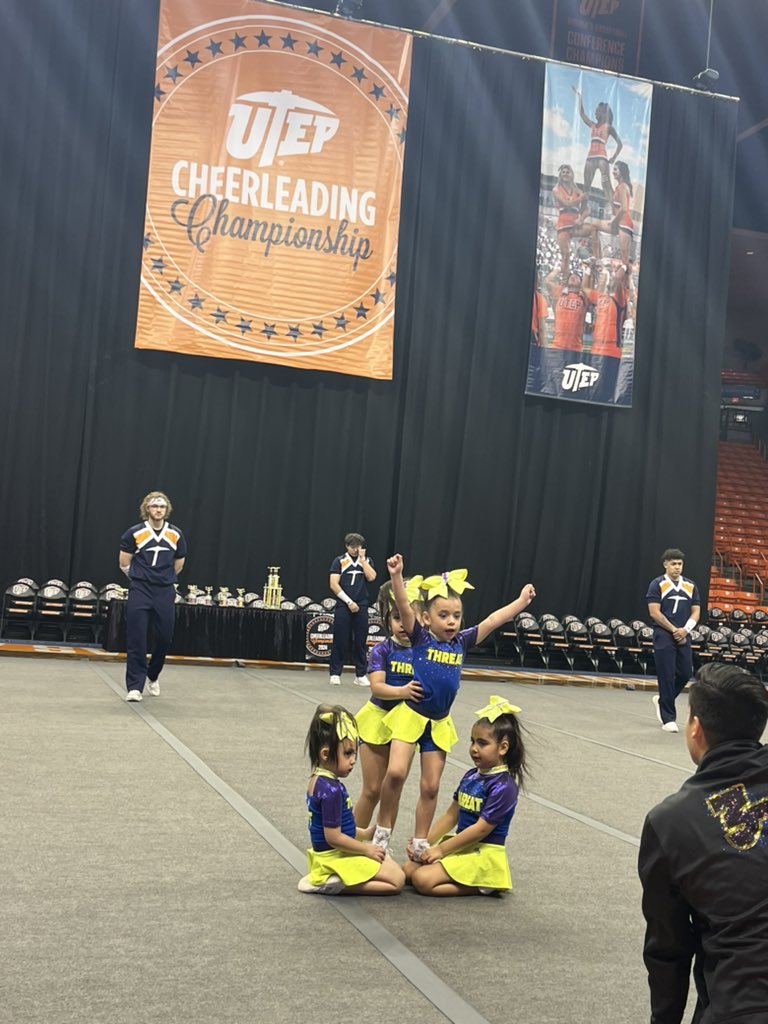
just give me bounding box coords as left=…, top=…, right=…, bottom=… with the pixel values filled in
left=404, top=575, right=424, bottom=603
left=319, top=710, right=359, bottom=742
left=421, top=569, right=474, bottom=600
left=475, top=695, right=521, bottom=721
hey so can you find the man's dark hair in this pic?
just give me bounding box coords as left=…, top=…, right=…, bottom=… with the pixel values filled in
left=345, top=532, right=365, bottom=547
left=689, top=662, right=768, bottom=746
left=661, top=548, right=685, bottom=562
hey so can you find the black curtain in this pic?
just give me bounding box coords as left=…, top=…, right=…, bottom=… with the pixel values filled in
left=0, top=2, right=736, bottom=625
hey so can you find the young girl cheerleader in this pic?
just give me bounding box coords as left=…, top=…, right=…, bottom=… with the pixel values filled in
left=298, top=704, right=405, bottom=895
left=353, top=581, right=424, bottom=828
left=371, top=555, right=535, bottom=861
left=404, top=695, right=527, bottom=897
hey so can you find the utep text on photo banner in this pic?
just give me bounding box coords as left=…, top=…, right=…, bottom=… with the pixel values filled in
left=526, top=62, right=652, bottom=407
left=135, top=0, right=412, bottom=380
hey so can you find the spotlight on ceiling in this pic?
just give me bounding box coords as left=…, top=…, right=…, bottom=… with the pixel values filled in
left=335, top=0, right=364, bottom=17
left=692, top=67, right=720, bottom=90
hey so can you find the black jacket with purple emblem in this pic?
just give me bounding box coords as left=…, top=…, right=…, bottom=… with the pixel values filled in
left=638, top=740, right=768, bottom=1024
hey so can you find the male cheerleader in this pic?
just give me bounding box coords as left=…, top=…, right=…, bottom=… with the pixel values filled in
left=119, top=491, right=187, bottom=701
left=645, top=548, right=700, bottom=732
left=328, top=532, right=376, bottom=687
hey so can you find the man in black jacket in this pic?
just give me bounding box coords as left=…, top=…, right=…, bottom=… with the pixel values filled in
left=638, top=662, right=768, bottom=1024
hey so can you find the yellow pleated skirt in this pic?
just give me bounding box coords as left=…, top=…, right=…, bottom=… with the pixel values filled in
left=437, top=836, right=513, bottom=891
left=381, top=702, right=459, bottom=752
left=354, top=701, right=392, bottom=746
left=305, top=847, right=380, bottom=888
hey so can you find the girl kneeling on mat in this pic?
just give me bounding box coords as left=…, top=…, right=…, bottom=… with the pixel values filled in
left=298, top=704, right=405, bottom=896
left=404, top=696, right=527, bottom=897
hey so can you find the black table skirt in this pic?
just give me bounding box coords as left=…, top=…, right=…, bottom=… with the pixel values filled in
left=104, top=601, right=309, bottom=661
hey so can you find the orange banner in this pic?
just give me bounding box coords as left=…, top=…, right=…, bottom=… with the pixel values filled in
left=135, top=0, right=412, bottom=379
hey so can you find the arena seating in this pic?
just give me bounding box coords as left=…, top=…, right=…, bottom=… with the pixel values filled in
left=710, top=441, right=768, bottom=613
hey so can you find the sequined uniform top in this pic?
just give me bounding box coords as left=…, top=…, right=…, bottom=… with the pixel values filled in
left=455, top=766, right=518, bottom=845
left=367, top=638, right=413, bottom=711
left=306, top=775, right=356, bottom=852
left=405, top=621, right=479, bottom=720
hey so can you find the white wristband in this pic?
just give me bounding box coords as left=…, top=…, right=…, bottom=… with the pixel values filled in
left=684, top=618, right=697, bottom=634
left=337, top=589, right=352, bottom=605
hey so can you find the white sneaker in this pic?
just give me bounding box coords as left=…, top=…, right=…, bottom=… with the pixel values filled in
left=661, top=721, right=679, bottom=733
left=125, top=690, right=142, bottom=702
left=147, top=680, right=160, bottom=696
left=478, top=887, right=501, bottom=897
left=329, top=675, right=341, bottom=686
left=353, top=675, right=370, bottom=687
left=652, top=695, right=662, bottom=724
left=372, top=825, right=392, bottom=851
left=297, top=873, right=344, bottom=895
left=410, top=837, right=429, bottom=862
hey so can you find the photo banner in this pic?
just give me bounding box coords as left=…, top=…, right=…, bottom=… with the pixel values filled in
left=135, top=0, right=412, bottom=379
left=526, top=63, right=652, bottom=407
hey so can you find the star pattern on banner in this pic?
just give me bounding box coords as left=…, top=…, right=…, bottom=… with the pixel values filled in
left=149, top=23, right=407, bottom=349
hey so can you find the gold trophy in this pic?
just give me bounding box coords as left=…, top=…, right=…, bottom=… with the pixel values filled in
left=216, top=586, right=230, bottom=606
left=237, top=588, right=245, bottom=608
left=263, top=566, right=283, bottom=609
left=187, top=584, right=200, bottom=603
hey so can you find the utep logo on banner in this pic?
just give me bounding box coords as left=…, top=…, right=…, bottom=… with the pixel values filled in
left=135, top=0, right=412, bottom=379
left=525, top=63, right=651, bottom=408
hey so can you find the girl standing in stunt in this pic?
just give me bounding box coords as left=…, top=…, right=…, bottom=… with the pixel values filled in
left=353, top=581, right=424, bottom=828
left=371, top=555, right=535, bottom=861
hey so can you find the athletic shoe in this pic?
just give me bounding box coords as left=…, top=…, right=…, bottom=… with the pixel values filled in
left=372, top=825, right=391, bottom=851
left=478, top=887, right=502, bottom=897
left=147, top=681, right=160, bottom=696
left=661, top=721, right=679, bottom=733
left=125, top=690, right=143, bottom=702
left=329, top=675, right=341, bottom=686
left=410, top=838, right=429, bottom=861
left=652, top=695, right=662, bottom=724
left=297, top=873, right=344, bottom=895
left=353, top=675, right=370, bottom=687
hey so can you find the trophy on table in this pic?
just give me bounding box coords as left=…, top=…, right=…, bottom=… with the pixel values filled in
left=186, top=584, right=200, bottom=604
left=237, top=588, right=245, bottom=608
left=216, top=586, right=231, bottom=606
left=263, top=567, right=283, bottom=609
